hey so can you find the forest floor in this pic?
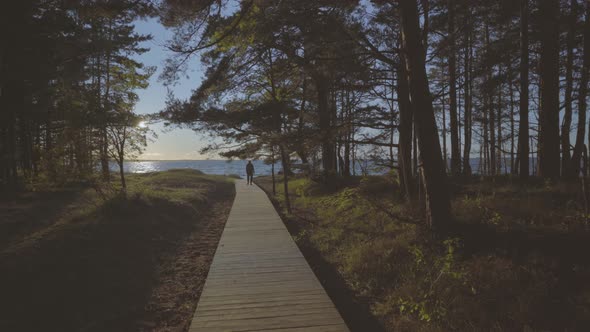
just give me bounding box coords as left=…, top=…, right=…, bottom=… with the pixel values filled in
left=255, top=174, right=590, bottom=332
left=0, top=169, right=235, bottom=332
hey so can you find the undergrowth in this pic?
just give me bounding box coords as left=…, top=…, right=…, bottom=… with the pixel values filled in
left=257, top=174, right=590, bottom=331
left=0, top=169, right=235, bottom=331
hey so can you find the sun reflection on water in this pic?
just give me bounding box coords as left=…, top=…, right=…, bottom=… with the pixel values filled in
left=128, top=161, right=158, bottom=173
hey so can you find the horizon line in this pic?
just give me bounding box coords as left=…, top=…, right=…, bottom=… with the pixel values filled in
left=131, top=159, right=252, bottom=162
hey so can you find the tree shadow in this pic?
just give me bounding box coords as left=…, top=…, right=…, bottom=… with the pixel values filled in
left=0, top=188, right=84, bottom=250
left=0, top=192, right=213, bottom=332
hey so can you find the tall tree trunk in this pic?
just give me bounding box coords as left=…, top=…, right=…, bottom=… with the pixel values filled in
left=422, top=0, right=429, bottom=50
left=448, top=0, right=460, bottom=175
left=519, top=0, right=530, bottom=179
left=119, top=161, right=126, bottom=191
left=351, top=111, right=356, bottom=176
left=297, top=74, right=309, bottom=164
left=413, top=121, right=418, bottom=178
left=442, top=83, right=448, bottom=171
left=316, top=74, right=336, bottom=176
left=530, top=136, right=539, bottom=176
left=280, top=144, right=292, bottom=214
left=479, top=146, right=483, bottom=174
left=33, top=123, right=40, bottom=177
left=463, top=21, right=473, bottom=176
left=270, top=146, right=276, bottom=195
left=483, top=100, right=489, bottom=176
left=95, top=25, right=109, bottom=181
left=343, top=88, right=351, bottom=177
left=397, top=52, right=414, bottom=200
left=0, top=14, right=6, bottom=186
left=486, top=23, right=496, bottom=176
left=538, top=0, right=561, bottom=179
left=510, top=76, right=516, bottom=175
left=271, top=161, right=276, bottom=195
left=497, top=74, right=503, bottom=174
left=331, top=89, right=338, bottom=174
left=562, top=0, right=576, bottom=176
left=572, top=1, right=590, bottom=177
left=399, top=0, right=452, bottom=231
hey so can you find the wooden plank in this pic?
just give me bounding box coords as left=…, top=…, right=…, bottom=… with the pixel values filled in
left=189, top=313, right=346, bottom=331
left=188, top=180, right=349, bottom=332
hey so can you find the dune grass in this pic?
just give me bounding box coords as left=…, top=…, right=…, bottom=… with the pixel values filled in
left=0, top=169, right=235, bottom=332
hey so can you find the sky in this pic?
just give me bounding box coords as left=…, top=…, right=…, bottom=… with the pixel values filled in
left=132, top=18, right=210, bottom=160
left=129, top=13, right=542, bottom=164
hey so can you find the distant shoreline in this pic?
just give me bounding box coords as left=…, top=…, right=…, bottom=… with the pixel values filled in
left=128, top=159, right=243, bottom=162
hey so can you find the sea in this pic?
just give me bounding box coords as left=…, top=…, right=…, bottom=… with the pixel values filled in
left=110, top=159, right=533, bottom=177
left=109, top=160, right=385, bottom=177
left=110, top=160, right=283, bottom=177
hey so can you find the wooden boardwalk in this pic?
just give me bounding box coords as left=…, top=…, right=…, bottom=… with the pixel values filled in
left=188, top=180, right=349, bottom=332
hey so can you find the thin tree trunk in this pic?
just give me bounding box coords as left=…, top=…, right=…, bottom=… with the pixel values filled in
left=519, top=0, right=530, bottom=179
left=316, top=74, right=336, bottom=176
left=448, top=0, right=460, bottom=175
left=572, top=1, right=589, bottom=177
left=442, top=83, right=448, bottom=171
left=352, top=117, right=356, bottom=176
left=538, top=0, right=561, bottom=179
left=561, top=0, right=577, bottom=175
left=331, top=89, right=339, bottom=175
left=96, top=22, right=110, bottom=181
left=422, top=0, right=429, bottom=50
left=479, top=146, right=483, bottom=175
left=484, top=105, right=489, bottom=176
left=413, top=121, right=418, bottom=178
left=562, top=0, right=576, bottom=176
left=297, top=74, right=309, bottom=164
left=398, top=52, right=414, bottom=200
left=510, top=76, right=516, bottom=175
left=280, top=144, right=291, bottom=214
left=344, top=122, right=351, bottom=176
left=530, top=137, right=539, bottom=176
left=119, top=161, right=126, bottom=191
left=486, top=23, right=496, bottom=176
left=463, top=22, right=472, bottom=176
left=102, top=24, right=113, bottom=179
left=271, top=147, right=276, bottom=195
left=389, top=89, right=395, bottom=169
left=497, top=71, right=503, bottom=174
left=344, top=89, right=351, bottom=176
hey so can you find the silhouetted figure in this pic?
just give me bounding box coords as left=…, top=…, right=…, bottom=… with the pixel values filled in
left=246, top=161, right=254, bottom=185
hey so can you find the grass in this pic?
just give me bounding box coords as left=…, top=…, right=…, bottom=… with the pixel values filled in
left=0, top=169, right=235, bottom=332
left=255, top=174, right=590, bottom=331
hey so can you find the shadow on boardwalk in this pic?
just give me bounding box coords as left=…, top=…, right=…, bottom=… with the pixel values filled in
left=189, top=180, right=351, bottom=331
left=255, top=178, right=386, bottom=332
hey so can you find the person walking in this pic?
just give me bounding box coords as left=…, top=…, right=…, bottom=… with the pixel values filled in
left=246, top=160, right=254, bottom=185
